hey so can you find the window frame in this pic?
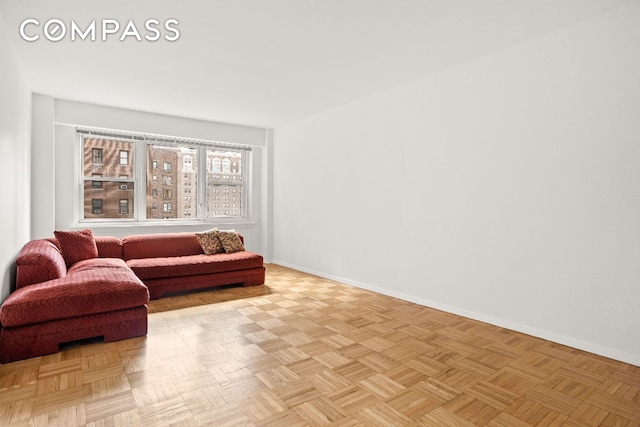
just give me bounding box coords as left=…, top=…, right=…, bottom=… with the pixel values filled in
left=77, top=128, right=251, bottom=224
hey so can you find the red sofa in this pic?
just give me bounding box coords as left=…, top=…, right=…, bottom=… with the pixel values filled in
left=121, top=232, right=265, bottom=300
left=0, top=231, right=265, bottom=363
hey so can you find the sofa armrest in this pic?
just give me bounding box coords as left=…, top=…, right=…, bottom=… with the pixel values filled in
left=16, top=240, right=67, bottom=289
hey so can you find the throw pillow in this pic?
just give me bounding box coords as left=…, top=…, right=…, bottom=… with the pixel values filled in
left=195, top=228, right=224, bottom=254
left=54, top=228, right=99, bottom=266
left=217, top=230, right=245, bottom=253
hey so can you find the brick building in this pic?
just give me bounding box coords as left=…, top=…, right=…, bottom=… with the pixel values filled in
left=83, top=137, right=135, bottom=219
left=83, top=138, right=243, bottom=220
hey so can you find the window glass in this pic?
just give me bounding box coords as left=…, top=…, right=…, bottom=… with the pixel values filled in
left=207, top=149, right=243, bottom=218
left=83, top=138, right=134, bottom=219
left=80, top=132, right=248, bottom=222
left=146, top=144, right=198, bottom=220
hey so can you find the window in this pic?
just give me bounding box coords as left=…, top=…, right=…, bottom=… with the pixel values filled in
left=92, top=199, right=103, bottom=214
left=92, top=148, right=103, bottom=164
left=183, top=156, right=193, bottom=172
left=79, top=130, right=249, bottom=222
left=222, top=158, right=230, bottom=173
left=206, top=149, right=244, bottom=218
left=119, top=150, right=129, bottom=165
left=83, top=137, right=135, bottom=219
left=92, top=174, right=103, bottom=189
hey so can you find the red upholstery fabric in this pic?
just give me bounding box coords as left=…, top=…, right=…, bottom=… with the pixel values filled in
left=15, top=240, right=67, bottom=289
left=0, top=258, right=149, bottom=327
left=69, top=257, right=132, bottom=273
left=54, top=229, right=99, bottom=267
left=0, top=306, right=147, bottom=363
left=126, top=251, right=264, bottom=280
left=122, top=232, right=204, bottom=260
left=95, top=236, right=123, bottom=258
left=144, top=267, right=266, bottom=299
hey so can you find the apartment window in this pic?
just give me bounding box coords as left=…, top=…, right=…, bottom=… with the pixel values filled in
left=92, top=148, right=103, bottom=164
left=92, top=174, right=103, bottom=189
left=79, top=130, right=249, bottom=222
left=119, top=150, right=129, bottom=165
left=92, top=199, right=103, bottom=214
left=183, top=156, right=193, bottom=172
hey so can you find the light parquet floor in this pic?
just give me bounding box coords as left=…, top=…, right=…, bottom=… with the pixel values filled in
left=0, top=264, right=639, bottom=426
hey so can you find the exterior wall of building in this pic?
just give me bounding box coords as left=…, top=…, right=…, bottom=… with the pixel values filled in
left=146, top=146, right=179, bottom=219
left=82, top=139, right=245, bottom=220
left=83, top=138, right=135, bottom=219
left=177, top=150, right=197, bottom=218
left=206, top=150, right=243, bottom=217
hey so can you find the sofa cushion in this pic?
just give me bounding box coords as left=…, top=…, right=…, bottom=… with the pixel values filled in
left=54, top=229, right=99, bottom=267
left=126, top=251, right=264, bottom=280
left=122, top=232, right=204, bottom=260
left=195, top=228, right=224, bottom=254
left=217, top=230, right=245, bottom=253
left=68, top=257, right=132, bottom=273
left=0, top=258, right=149, bottom=327
left=15, top=240, right=67, bottom=289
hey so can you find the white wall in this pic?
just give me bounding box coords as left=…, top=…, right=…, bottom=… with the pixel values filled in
left=0, top=16, right=31, bottom=301
left=31, top=98, right=271, bottom=256
left=31, top=94, right=55, bottom=239
left=273, top=3, right=640, bottom=365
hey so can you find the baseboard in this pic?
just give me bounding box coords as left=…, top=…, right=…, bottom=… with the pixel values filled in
left=270, top=260, right=640, bottom=367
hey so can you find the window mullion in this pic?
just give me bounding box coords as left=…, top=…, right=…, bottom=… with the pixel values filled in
left=134, top=139, right=146, bottom=221
left=242, top=149, right=248, bottom=219
left=197, top=146, right=207, bottom=220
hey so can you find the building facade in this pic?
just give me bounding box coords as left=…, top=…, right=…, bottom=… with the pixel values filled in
left=83, top=137, right=243, bottom=220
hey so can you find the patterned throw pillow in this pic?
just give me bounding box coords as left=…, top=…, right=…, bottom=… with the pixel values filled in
left=217, top=230, right=245, bottom=253
left=54, top=228, right=99, bottom=266
left=195, top=228, right=224, bottom=254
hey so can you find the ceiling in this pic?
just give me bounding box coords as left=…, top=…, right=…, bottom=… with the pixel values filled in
left=0, top=0, right=634, bottom=128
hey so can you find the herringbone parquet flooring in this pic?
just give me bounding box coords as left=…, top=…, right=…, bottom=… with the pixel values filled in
left=0, top=264, right=638, bottom=426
